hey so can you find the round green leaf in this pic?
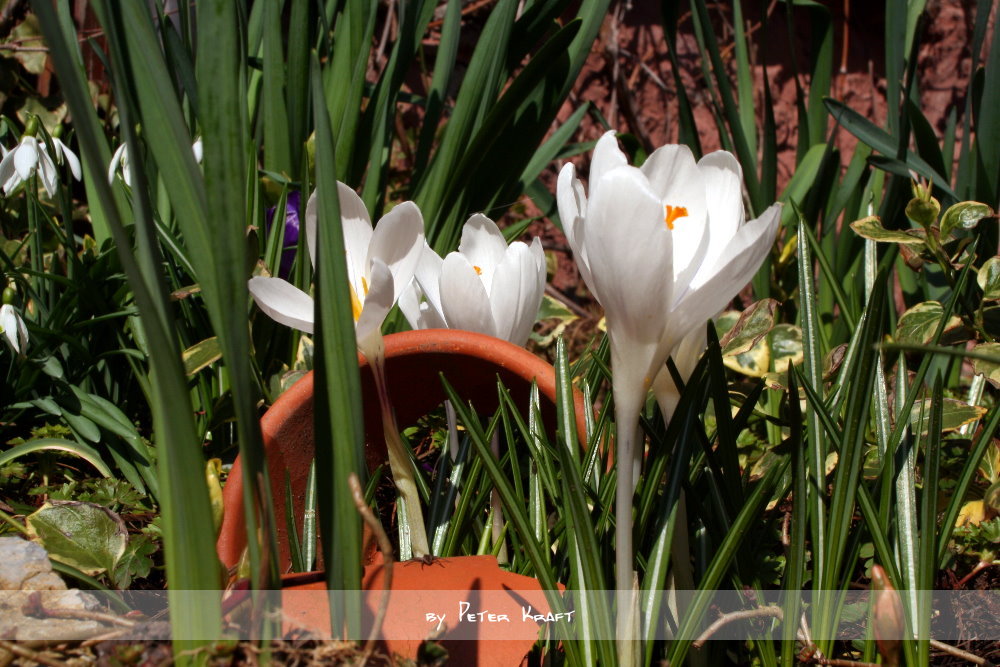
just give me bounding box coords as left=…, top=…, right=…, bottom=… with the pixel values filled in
left=26, top=501, right=128, bottom=577
left=769, top=324, right=803, bottom=372
left=905, top=196, right=941, bottom=229
left=894, top=301, right=962, bottom=345
left=940, top=201, right=994, bottom=238
left=977, top=257, right=1000, bottom=301
left=719, top=299, right=778, bottom=356
left=972, top=343, right=1000, bottom=388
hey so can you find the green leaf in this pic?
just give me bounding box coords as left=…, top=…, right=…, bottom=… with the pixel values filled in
left=0, top=438, right=112, bottom=478
left=940, top=201, right=994, bottom=238
left=904, top=196, right=941, bottom=229
left=977, top=257, right=1000, bottom=301
left=112, top=534, right=158, bottom=589
left=824, top=97, right=958, bottom=200
left=972, top=343, right=1000, bottom=387
left=182, top=336, right=222, bottom=376
left=769, top=323, right=804, bottom=372
left=529, top=295, right=578, bottom=348
left=909, top=398, right=987, bottom=435
left=850, top=215, right=926, bottom=245
left=718, top=298, right=778, bottom=356
left=894, top=301, right=962, bottom=345
left=724, top=342, right=771, bottom=378
left=26, top=501, right=128, bottom=577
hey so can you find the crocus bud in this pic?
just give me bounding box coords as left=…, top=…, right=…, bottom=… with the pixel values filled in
left=871, top=565, right=904, bottom=667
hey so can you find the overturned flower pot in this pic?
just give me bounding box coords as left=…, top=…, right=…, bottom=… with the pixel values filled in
left=271, top=552, right=565, bottom=666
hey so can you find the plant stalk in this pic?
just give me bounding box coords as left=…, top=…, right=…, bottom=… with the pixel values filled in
left=360, top=331, right=430, bottom=558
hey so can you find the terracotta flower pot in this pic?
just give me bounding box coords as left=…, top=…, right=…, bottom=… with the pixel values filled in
left=218, top=328, right=589, bottom=574
left=274, top=552, right=563, bottom=665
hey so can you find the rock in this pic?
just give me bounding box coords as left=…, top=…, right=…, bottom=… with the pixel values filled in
left=0, top=537, right=105, bottom=640
left=0, top=536, right=65, bottom=591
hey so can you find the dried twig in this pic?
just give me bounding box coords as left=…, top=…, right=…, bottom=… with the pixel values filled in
left=350, top=472, right=392, bottom=666
left=22, top=594, right=137, bottom=629
left=929, top=639, right=993, bottom=666
left=0, top=640, right=66, bottom=667
left=692, top=605, right=784, bottom=649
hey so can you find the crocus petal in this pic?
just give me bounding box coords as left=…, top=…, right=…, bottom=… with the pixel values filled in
left=489, top=241, right=545, bottom=345
left=697, top=151, right=744, bottom=268
left=368, top=201, right=424, bottom=306
left=192, top=138, right=203, bottom=163
left=439, top=252, right=496, bottom=337
left=399, top=279, right=446, bottom=331
left=248, top=276, right=315, bottom=334
left=582, top=166, right=672, bottom=349
left=413, top=242, right=445, bottom=319
left=457, top=214, right=507, bottom=294
left=675, top=203, right=781, bottom=336
left=651, top=324, right=708, bottom=422
left=557, top=163, right=596, bottom=295
left=640, top=143, right=710, bottom=292
left=14, top=138, right=38, bottom=181
left=355, top=258, right=394, bottom=347
left=588, top=130, right=628, bottom=201
left=304, top=183, right=373, bottom=278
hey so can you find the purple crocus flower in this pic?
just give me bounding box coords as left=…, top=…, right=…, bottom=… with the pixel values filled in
left=266, top=191, right=301, bottom=278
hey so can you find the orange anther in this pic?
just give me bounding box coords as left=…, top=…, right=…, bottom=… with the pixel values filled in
left=664, top=205, right=689, bottom=230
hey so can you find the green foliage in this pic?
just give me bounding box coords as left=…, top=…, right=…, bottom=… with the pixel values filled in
left=0, top=1, right=997, bottom=665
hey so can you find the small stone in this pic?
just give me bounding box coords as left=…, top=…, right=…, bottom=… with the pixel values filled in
left=0, top=537, right=103, bottom=640
left=0, top=536, right=65, bottom=591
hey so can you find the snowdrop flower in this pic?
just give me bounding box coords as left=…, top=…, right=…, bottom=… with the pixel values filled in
left=557, top=130, right=780, bottom=597
left=109, top=137, right=203, bottom=187
left=248, top=183, right=424, bottom=350
left=401, top=215, right=546, bottom=347
left=0, top=304, right=28, bottom=355
left=108, top=143, right=131, bottom=186
left=0, top=134, right=57, bottom=197
left=44, top=137, right=82, bottom=183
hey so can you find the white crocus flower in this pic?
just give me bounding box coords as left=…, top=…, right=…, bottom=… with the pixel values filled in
left=0, top=304, right=28, bottom=355
left=248, top=182, right=424, bottom=349
left=398, top=244, right=448, bottom=331
left=0, top=135, right=58, bottom=197
left=557, top=130, right=780, bottom=608
left=249, top=182, right=427, bottom=555
left=401, top=215, right=546, bottom=347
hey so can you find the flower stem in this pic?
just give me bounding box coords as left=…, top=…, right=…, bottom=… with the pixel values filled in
left=613, top=396, right=642, bottom=664
left=360, top=333, right=431, bottom=558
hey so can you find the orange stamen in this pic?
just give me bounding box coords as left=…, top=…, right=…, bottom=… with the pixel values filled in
left=473, top=265, right=482, bottom=276
left=664, top=205, right=689, bottom=230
